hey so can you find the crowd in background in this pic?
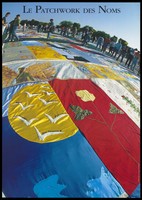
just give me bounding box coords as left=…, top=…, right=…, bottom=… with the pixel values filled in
left=2, top=13, right=140, bottom=76
left=36, top=23, right=140, bottom=75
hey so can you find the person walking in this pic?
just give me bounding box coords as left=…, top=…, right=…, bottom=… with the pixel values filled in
left=116, top=45, right=128, bottom=63
left=96, top=36, right=104, bottom=50
left=101, top=37, right=111, bottom=53
left=111, top=40, right=122, bottom=58
left=125, top=48, right=135, bottom=68
left=2, top=12, right=10, bottom=35
left=5, top=19, right=15, bottom=42
left=130, top=50, right=140, bottom=71
left=47, top=19, right=54, bottom=39
left=2, top=12, right=10, bottom=45
left=82, top=29, right=91, bottom=46
left=11, top=14, right=21, bottom=42
left=108, top=40, right=116, bottom=54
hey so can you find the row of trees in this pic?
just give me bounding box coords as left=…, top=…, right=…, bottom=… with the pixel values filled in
left=20, top=19, right=128, bottom=46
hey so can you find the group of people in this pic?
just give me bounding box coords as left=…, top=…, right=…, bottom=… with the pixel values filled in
left=2, top=12, right=55, bottom=46
left=60, top=29, right=140, bottom=74
left=2, top=13, right=140, bottom=75
left=2, top=12, right=21, bottom=46
left=95, top=36, right=140, bottom=74
left=37, top=18, right=55, bottom=39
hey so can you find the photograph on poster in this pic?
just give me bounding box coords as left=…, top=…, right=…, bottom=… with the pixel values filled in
left=2, top=2, right=140, bottom=198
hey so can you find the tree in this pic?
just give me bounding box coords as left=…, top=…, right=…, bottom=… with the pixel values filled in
left=88, top=26, right=94, bottom=33
left=72, top=22, right=81, bottom=30
left=91, top=29, right=97, bottom=42
left=80, top=25, right=93, bottom=32
left=95, top=31, right=110, bottom=39
left=20, top=20, right=29, bottom=26
left=118, top=38, right=128, bottom=46
left=31, top=19, right=40, bottom=26
left=110, top=35, right=118, bottom=42
left=59, top=21, right=73, bottom=28
left=40, top=22, right=48, bottom=26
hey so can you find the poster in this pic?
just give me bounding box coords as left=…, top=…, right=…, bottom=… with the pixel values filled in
left=2, top=2, right=140, bottom=198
